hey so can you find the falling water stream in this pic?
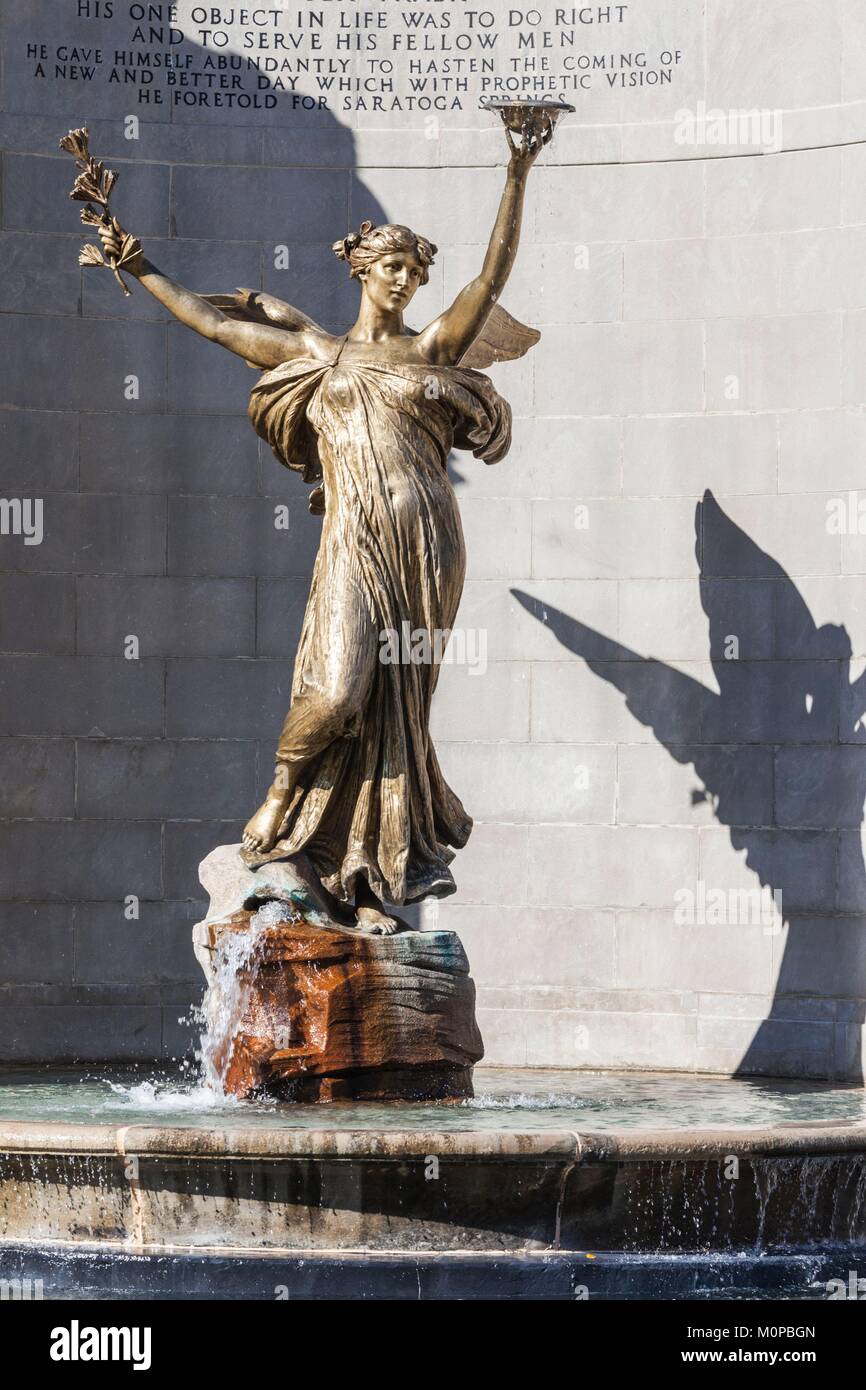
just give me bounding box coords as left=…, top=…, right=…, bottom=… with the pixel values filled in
left=197, top=899, right=297, bottom=1093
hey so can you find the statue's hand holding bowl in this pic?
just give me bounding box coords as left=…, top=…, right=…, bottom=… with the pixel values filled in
left=479, top=98, right=572, bottom=177
left=506, top=113, right=554, bottom=173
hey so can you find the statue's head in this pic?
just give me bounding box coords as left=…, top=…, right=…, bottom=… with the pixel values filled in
left=332, top=221, right=437, bottom=314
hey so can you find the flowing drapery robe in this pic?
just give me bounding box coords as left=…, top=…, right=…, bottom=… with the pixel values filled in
left=246, top=340, right=511, bottom=906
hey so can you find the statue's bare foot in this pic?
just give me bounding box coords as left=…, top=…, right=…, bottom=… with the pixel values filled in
left=242, top=793, right=289, bottom=854
left=353, top=878, right=409, bottom=935
left=354, top=904, right=407, bottom=936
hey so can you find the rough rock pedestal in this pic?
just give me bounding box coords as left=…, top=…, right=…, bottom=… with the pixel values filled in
left=193, top=846, right=484, bottom=1101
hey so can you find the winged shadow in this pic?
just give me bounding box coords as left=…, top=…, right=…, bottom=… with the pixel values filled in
left=512, top=489, right=866, bottom=1081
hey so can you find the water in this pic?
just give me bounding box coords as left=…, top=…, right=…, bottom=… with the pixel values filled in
left=0, top=1065, right=862, bottom=1132
left=198, top=898, right=300, bottom=1092
left=0, top=1242, right=852, bottom=1300
left=2, top=1066, right=864, bottom=1300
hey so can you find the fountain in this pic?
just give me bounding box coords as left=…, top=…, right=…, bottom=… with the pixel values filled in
left=194, top=847, right=483, bottom=1101
left=4, top=91, right=865, bottom=1306
left=2, top=1067, right=866, bottom=1298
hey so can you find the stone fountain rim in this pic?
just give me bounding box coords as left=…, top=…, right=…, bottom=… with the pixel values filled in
left=2, top=1118, right=866, bottom=1162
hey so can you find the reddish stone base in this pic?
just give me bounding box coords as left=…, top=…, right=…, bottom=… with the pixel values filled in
left=201, top=911, right=484, bottom=1102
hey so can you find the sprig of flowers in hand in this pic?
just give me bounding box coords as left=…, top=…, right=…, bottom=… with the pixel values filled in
left=59, top=126, right=141, bottom=296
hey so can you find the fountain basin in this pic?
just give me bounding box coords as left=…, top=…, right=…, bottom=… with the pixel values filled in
left=1, top=1067, right=866, bottom=1270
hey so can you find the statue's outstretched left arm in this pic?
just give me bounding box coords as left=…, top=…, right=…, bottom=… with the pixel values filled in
left=416, top=128, right=549, bottom=367
left=96, top=222, right=323, bottom=367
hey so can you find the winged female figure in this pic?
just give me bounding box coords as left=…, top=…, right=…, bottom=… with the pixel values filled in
left=96, top=122, right=549, bottom=934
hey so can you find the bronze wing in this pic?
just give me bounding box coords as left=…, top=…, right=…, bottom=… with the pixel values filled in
left=458, top=303, right=540, bottom=370
left=201, top=287, right=324, bottom=338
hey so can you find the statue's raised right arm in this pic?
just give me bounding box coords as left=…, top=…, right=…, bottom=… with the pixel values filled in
left=414, top=118, right=552, bottom=368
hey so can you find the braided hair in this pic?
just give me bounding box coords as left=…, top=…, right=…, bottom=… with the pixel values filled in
left=332, top=220, right=437, bottom=284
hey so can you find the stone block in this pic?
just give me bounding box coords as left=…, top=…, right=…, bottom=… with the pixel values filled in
left=619, top=578, right=775, bottom=663
left=455, top=579, right=619, bottom=664
left=166, top=325, right=263, bottom=414
left=530, top=659, right=705, bottom=745
left=700, top=493, right=841, bottom=580
left=454, top=415, right=621, bottom=503
left=706, top=314, right=841, bottom=412
left=0, top=316, right=166, bottom=412
left=173, top=165, right=348, bottom=243
left=696, top=1014, right=834, bottom=1079
left=351, top=167, right=503, bottom=248
left=706, top=0, right=841, bottom=108
left=444, top=904, right=616, bottom=991
left=0, top=1006, right=163, bottom=1062
left=445, top=241, right=622, bottom=328
left=79, top=412, right=258, bottom=496
left=167, top=496, right=321, bottom=578
left=0, top=657, right=164, bottom=737
left=843, top=309, right=866, bottom=407
left=77, top=577, right=255, bottom=659
left=165, top=659, right=291, bottom=739
left=0, top=821, right=162, bottom=901
left=532, top=497, right=699, bottom=580
left=699, top=825, right=838, bottom=914
left=538, top=321, right=704, bottom=416
left=263, top=242, right=361, bottom=337
left=0, top=903, right=73, bottom=984
left=625, top=234, right=780, bottom=321
left=436, top=740, right=616, bottom=825
left=616, top=910, right=776, bottom=996
left=535, top=160, right=703, bottom=244
left=622, top=414, right=778, bottom=499
left=74, top=901, right=201, bottom=988
left=0, top=409, right=77, bottom=492
left=460, top=498, right=532, bottom=580
left=429, top=662, right=530, bottom=744
left=775, top=746, right=866, bottom=828
left=705, top=148, right=841, bottom=236
left=0, top=574, right=75, bottom=654
left=779, top=226, right=866, bottom=314
left=524, top=1006, right=697, bottom=1071
left=0, top=738, right=74, bottom=817
left=0, top=231, right=81, bottom=316
left=528, top=825, right=698, bottom=909
left=451, top=822, right=529, bottom=906
left=255, top=578, right=310, bottom=659
left=772, top=915, right=866, bottom=1000
left=618, top=742, right=774, bottom=828
left=76, top=740, right=257, bottom=821
left=779, top=408, right=866, bottom=495
left=164, top=820, right=247, bottom=901
left=84, top=236, right=260, bottom=323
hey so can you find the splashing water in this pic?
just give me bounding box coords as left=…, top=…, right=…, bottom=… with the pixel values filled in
left=199, top=899, right=298, bottom=1094
left=1, top=1067, right=865, bottom=1133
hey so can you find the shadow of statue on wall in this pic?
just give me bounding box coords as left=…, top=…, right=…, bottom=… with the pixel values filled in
left=513, top=489, right=866, bottom=1081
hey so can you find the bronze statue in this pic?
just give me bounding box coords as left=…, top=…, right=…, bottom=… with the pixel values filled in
left=63, top=102, right=570, bottom=937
